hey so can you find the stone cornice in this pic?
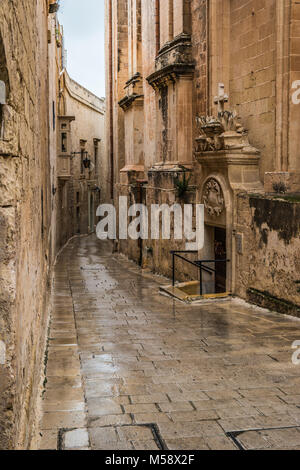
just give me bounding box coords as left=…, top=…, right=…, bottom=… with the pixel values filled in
left=125, top=72, right=142, bottom=87
left=147, top=64, right=195, bottom=90
left=195, top=151, right=261, bottom=166
left=146, top=33, right=195, bottom=90
left=157, top=33, right=193, bottom=57
left=118, top=94, right=144, bottom=111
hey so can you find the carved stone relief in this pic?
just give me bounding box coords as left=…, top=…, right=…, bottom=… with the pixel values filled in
left=203, top=178, right=225, bottom=217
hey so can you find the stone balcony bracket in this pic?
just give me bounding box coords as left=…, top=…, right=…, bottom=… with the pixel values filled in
left=119, top=93, right=144, bottom=111
left=149, top=162, right=193, bottom=174
left=146, top=33, right=195, bottom=90
left=125, top=72, right=142, bottom=89
left=119, top=165, right=146, bottom=185
left=119, top=73, right=144, bottom=110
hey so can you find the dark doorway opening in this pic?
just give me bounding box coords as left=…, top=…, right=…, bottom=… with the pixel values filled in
left=214, top=227, right=227, bottom=293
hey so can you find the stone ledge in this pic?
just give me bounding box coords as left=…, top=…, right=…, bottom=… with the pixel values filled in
left=119, top=94, right=144, bottom=111
left=264, top=171, right=300, bottom=194
left=247, top=288, right=300, bottom=318
left=147, top=63, right=195, bottom=90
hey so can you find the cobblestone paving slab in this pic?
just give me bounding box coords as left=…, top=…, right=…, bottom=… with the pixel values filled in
left=38, top=236, right=300, bottom=450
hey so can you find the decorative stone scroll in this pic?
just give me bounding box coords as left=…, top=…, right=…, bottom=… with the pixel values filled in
left=195, top=110, right=253, bottom=153
left=203, top=178, right=225, bottom=217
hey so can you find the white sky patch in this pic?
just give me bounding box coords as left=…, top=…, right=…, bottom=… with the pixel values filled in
left=58, top=0, right=105, bottom=98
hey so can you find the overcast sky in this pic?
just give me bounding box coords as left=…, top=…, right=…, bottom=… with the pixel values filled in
left=58, top=0, right=105, bottom=98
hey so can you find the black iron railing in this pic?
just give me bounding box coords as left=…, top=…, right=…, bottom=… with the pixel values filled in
left=170, top=250, right=230, bottom=296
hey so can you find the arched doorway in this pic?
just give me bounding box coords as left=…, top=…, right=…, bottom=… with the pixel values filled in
left=198, top=175, right=233, bottom=295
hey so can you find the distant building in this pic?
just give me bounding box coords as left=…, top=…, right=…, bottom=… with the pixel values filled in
left=49, top=18, right=106, bottom=251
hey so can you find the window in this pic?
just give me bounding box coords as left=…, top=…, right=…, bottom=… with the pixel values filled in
left=81, top=149, right=84, bottom=174
left=62, top=183, right=68, bottom=209
left=94, top=143, right=98, bottom=175
left=61, top=132, right=67, bottom=152
left=0, top=80, right=5, bottom=139
left=80, top=140, right=87, bottom=175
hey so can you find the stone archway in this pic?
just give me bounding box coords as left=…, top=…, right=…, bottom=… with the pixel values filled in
left=198, top=174, right=233, bottom=295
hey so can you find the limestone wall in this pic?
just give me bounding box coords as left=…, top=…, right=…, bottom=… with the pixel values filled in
left=236, top=194, right=300, bottom=314
left=0, top=0, right=51, bottom=449
left=229, top=0, right=276, bottom=179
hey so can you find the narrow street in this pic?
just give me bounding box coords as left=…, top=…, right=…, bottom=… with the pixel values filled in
left=38, top=235, right=300, bottom=451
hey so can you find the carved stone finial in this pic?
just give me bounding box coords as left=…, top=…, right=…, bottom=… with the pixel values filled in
left=214, top=83, right=228, bottom=113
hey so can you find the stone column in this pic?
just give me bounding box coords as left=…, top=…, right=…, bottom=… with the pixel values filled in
left=208, top=0, right=230, bottom=115
left=160, top=0, right=174, bottom=46
left=119, top=0, right=144, bottom=174
left=173, top=0, right=191, bottom=37
left=265, top=0, right=300, bottom=193
left=175, top=74, right=194, bottom=165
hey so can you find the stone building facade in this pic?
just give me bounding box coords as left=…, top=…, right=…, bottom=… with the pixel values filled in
left=48, top=17, right=106, bottom=251
left=55, top=70, right=105, bottom=249
left=105, top=0, right=300, bottom=314
left=0, top=0, right=105, bottom=449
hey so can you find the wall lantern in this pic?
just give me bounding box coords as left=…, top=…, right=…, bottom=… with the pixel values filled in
left=92, top=186, right=101, bottom=193
left=83, top=154, right=91, bottom=169
left=71, top=150, right=91, bottom=169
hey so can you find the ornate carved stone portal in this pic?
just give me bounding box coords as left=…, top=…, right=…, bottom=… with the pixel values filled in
left=195, top=85, right=263, bottom=197
left=203, top=178, right=225, bottom=217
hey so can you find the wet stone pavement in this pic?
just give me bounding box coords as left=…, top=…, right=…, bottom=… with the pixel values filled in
left=38, top=236, right=300, bottom=450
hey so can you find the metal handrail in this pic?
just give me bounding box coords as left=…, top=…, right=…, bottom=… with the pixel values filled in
left=171, top=250, right=230, bottom=296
